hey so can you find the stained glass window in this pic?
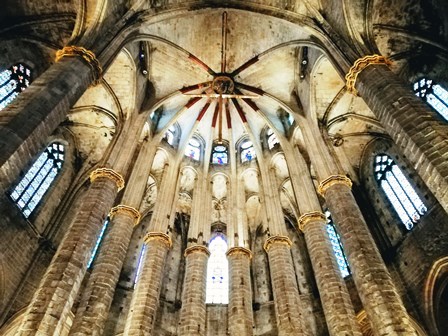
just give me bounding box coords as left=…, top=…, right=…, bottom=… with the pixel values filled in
left=206, top=235, right=229, bottom=304
left=0, top=63, right=32, bottom=111
left=164, top=125, right=176, bottom=146
left=375, top=154, right=427, bottom=230
left=414, top=78, right=448, bottom=121
left=87, top=219, right=109, bottom=268
left=267, top=128, right=279, bottom=149
left=185, top=138, right=201, bottom=161
left=241, top=140, right=256, bottom=163
left=9, top=142, right=64, bottom=218
left=212, top=144, right=228, bottom=165
left=325, top=211, right=350, bottom=278
left=134, top=244, right=146, bottom=286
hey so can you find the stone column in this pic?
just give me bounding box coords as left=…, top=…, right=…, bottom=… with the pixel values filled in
left=347, top=56, right=448, bottom=214
left=16, top=168, right=125, bottom=336
left=298, top=212, right=362, bottom=336
left=226, top=247, right=254, bottom=336
left=319, top=175, right=417, bottom=336
left=178, top=245, right=210, bottom=336
left=123, top=232, right=172, bottom=336
left=69, top=205, right=140, bottom=336
left=264, top=236, right=308, bottom=336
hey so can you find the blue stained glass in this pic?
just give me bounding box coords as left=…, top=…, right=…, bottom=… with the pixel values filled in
left=241, top=140, right=256, bottom=163
left=325, top=212, right=350, bottom=278
left=87, top=219, right=109, bottom=268
left=0, top=63, right=32, bottom=111
left=212, top=144, right=228, bottom=165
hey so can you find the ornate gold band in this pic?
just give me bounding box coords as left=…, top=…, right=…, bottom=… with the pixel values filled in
left=184, top=245, right=210, bottom=257
left=55, top=46, right=103, bottom=85
left=318, top=174, right=352, bottom=196
left=90, top=168, right=125, bottom=191
left=226, top=247, right=253, bottom=259
left=298, top=211, right=326, bottom=232
left=345, top=54, right=392, bottom=96
left=263, top=235, right=292, bottom=252
left=110, top=205, right=141, bottom=226
left=144, top=232, right=172, bottom=248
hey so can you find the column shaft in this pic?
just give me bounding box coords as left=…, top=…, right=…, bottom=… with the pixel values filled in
left=124, top=233, right=171, bottom=336
left=264, top=237, right=308, bottom=336
left=69, top=206, right=139, bottom=336
left=17, top=174, right=121, bottom=336
left=178, top=246, right=209, bottom=336
left=227, top=247, right=254, bottom=336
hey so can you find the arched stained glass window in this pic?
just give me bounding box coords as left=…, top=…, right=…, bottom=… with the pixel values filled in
left=212, top=144, right=228, bottom=165
left=164, top=125, right=176, bottom=146
left=375, top=154, right=427, bottom=230
left=206, top=235, right=229, bottom=304
left=134, top=244, right=146, bottom=286
left=325, top=211, right=350, bottom=278
left=87, top=218, right=109, bottom=268
left=9, top=142, right=64, bottom=218
left=0, top=63, right=32, bottom=111
left=241, top=140, right=256, bottom=163
left=414, top=78, right=448, bottom=121
left=267, top=128, right=279, bottom=150
left=185, top=138, right=201, bottom=161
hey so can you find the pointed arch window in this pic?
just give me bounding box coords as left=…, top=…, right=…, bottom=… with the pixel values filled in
left=240, top=140, right=256, bottom=163
left=9, top=142, right=64, bottom=218
left=375, top=154, right=427, bottom=230
left=0, top=63, right=32, bottom=111
left=413, top=78, right=448, bottom=121
left=185, top=138, right=201, bottom=161
left=206, top=235, right=229, bottom=304
left=325, top=211, right=350, bottom=278
left=267, top=128, right=279, bottom=150
left=164, top=125, right=176, bottom=146
left=87, top=218, right=109, bottom=268
left=212, top=144, right=228, bottom=165
left=134, top=244, right=146, bottom=286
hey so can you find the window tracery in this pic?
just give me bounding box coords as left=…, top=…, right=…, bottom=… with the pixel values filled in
left=9, top=142, right=64, bottom=218
left=205, top=235, right=229, bottom=304
left=240, top=140, right=256, bottom=163
left=325, top=211, right=350, bottom=278
left=0, top=63, right=32, bottom=111
left=414, top=78, right=448, bottom=120
left=374, top=154, right=427, bottom=230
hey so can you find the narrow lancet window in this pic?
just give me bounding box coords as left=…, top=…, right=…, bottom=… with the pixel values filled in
left=375, top=154, right=427, bottom=230
left=185, top=138, right=201, bottom=161
left=9, top=142, right=64, bottom=218
left=87, top=218, right=109, bottom=268
left=0, top=63, right=32, bottom=110
left=241, top=140, right=256, bottom=163
left=206, top=235, right=229, bottom=304
left=414, top=78, right=448, bottom=121
left=134, top=244, right=146, bottom=286
left=325, top=211, right=350, bottom=278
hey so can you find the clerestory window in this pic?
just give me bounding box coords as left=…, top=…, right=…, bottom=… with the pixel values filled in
left=374, top=154, right=427, bottom=230
left=87, top=218, right=109, bottom=268
left=205, top=235, right=229, bottom=304
left=212, top=144, right=228, bottom=165
left=0, top=63, right=32, bottom=111
left=134, top=244, right=146, bottom=286
left=413, top=78, right=448, bottom=121
left=240, top=140, right=256, bottom=163
left=267, top=128, right=279, bottom=150
left=9, top=142, right=64, bottom=218
left=185, top=138, right=201, bottom=161
left=325, top=211, right=350, bottom=278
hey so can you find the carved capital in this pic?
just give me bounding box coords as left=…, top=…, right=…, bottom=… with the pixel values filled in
left=184, top=245, right=210, bottom=257
left=55, top=46, right=103, bottom=85
left=298, top=211, right=326, bottom=232
left=345, top=54, right=392, bottom=96
left=263, top=236, right=292, bottom=252
left=226, top=246, right=253, bottom=259
left=110, top=205, right=141, bottom=226
left=144, top=232, right=172, bottom=249
left=318, top=175, right=352, bottom=196
left=90, top=168, right=125, bottom=191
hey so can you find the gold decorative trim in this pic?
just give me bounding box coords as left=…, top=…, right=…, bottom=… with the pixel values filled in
left=90, top=168, right=125, bottom=191
left=318, top=175, right=352, bottom=196
left=184, top=245, right=210, bottom=257
left=144, top=232, right=172, bottom=248
left=55, top=46, right=103, bottom=85
left=345, top=54, right=392, bottom=96
left=226, top=247, right=253, bottom=259
left=110, top=205, right=141, bottom=226
left=263, top=236, right=292, bottom=252
left=298, top=211, right=326, bottom=232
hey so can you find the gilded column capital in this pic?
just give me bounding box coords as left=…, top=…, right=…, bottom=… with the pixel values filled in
left=55, top=46, right=103, bottom=85
left=110, top=205, right=141, bottom=226
left=184, top=245, right=210, bottom=257
left=226, top=246, right=253, bottom=259
left=263, top=235, right=292, bottom=252
left=345, top=54, right=392, bottom=96
left=90, top=168, right=125, bottom=191
left=144, top=232, right=172, bottom=249
left=318, top=174, right=352, bottom=196
left=298, top=211, right=326, bottom=232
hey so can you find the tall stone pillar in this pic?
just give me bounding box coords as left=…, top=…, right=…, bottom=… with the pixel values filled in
left=123, top=232, right=172, bottom=335
left=226, top=247, right=254, bottom=336
left=318, top=175, right=417, bottom=336
left=347, top=55, right=448, bottom=214
left=69, top=205, right=140, bottom=336
left=298, top=212, right=362, bottom=336
left=264, top=236, right=308, bottom=336
left=178, top=245, right=210, bottom=336
left=16, top=168, right=125, bottom=336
